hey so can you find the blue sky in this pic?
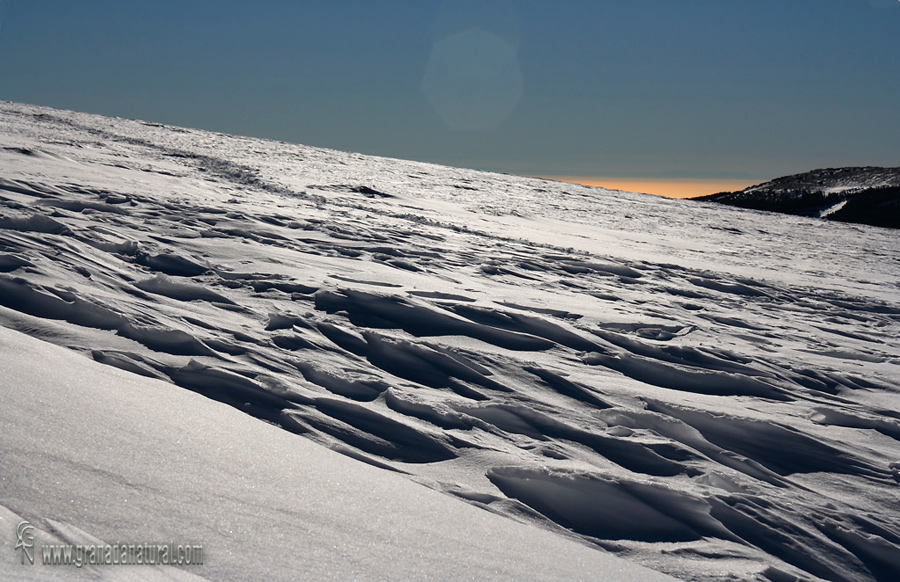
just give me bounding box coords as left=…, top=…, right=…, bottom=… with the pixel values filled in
left=0, top=0, right=898, bottom=186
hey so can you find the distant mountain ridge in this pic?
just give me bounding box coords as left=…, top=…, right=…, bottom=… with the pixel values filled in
left=695, top=166, right=900, bottom=228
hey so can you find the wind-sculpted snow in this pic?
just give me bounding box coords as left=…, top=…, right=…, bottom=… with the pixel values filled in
left=2, top=101, right=899, bottom=581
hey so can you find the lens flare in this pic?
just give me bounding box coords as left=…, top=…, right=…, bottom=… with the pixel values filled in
left=422, top=28, right=523, bottom=130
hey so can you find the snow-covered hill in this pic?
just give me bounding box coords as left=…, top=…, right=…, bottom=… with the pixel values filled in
left=743, top=167, right=900, bottom=197
left=696, top=167, right=900, bottom=228
left=1, top=101, right=899, bottom=582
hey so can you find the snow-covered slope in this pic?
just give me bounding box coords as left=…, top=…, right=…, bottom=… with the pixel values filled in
left=1, top=101, right=899, bottom=582
left=741, top=167, right=900, bottom=197
left=0, top=325, right=676, bottom=582
left=696, top=167, right=900, bottom=228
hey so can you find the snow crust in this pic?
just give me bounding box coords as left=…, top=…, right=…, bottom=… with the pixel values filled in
left=1, top=101, right=899, bottom=581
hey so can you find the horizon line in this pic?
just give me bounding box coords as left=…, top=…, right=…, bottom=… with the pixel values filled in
left=541, top=176, right=757, bottom=199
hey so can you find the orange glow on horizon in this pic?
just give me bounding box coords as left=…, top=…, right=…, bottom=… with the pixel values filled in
left=543, top=176, right=755, bottom=199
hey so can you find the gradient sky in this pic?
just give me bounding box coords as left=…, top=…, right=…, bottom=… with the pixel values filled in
left=0, top=0, right=898, bottom=194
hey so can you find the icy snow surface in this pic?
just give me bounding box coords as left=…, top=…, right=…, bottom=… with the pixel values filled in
left=1, top=101, right=899, bottom=581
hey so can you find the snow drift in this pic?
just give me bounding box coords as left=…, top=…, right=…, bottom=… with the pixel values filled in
left=1, top=101, right=899, bottom=581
